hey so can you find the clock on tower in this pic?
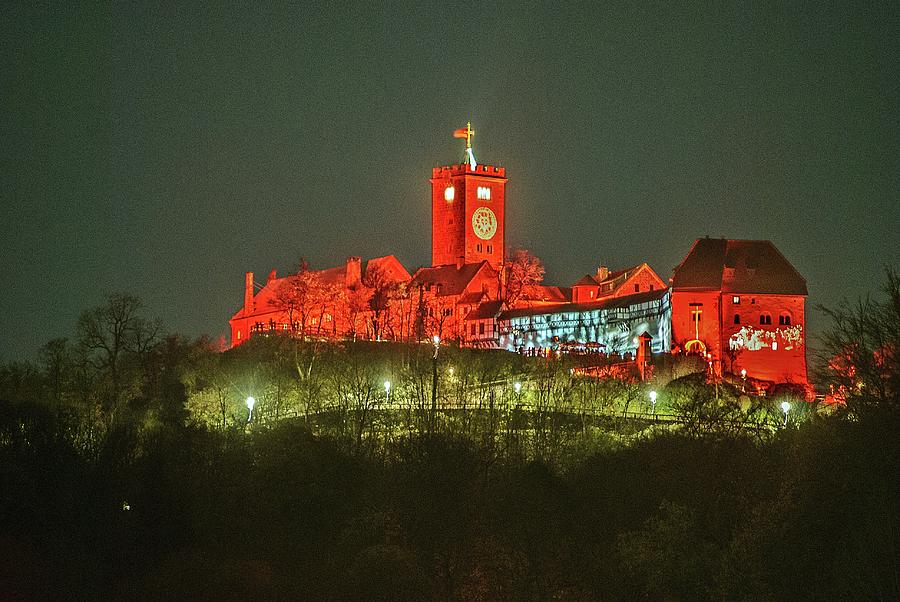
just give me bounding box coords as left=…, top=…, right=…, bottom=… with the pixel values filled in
left=430, top=123, right=507, bottom=269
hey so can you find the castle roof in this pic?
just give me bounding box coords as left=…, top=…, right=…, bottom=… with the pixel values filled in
left=464, top=300, right=504, bottom=320
left=672, top=238, right=807, bottom=295
left=500, top=288, right=669, bottom=320
left=410, top=261, right=496, bottom=297
left=230, top=255, right=410, bottom=321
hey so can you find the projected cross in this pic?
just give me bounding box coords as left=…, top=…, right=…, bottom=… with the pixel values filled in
left=690, top=305, right=703, bottom=341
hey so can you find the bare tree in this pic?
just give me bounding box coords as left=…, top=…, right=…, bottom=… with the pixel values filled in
left=502, top=248, right=545, bottom=307
left=818, top=267, right=900, bottom=411
left=76, top=293, right=161, bottom=412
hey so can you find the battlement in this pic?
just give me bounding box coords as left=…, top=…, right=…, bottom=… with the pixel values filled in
left=432, top=163, right=506, bottom=178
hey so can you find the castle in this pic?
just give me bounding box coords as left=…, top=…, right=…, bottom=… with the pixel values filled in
left=229, top=124, right=808, bottom=386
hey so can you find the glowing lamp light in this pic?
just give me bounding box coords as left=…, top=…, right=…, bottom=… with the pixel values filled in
left=246, top=396, right=256, bottom=423
left=384, top=380, right=391, bottom=393
left=649, top=390, right=657, bottom=404
left=514, top=381, right=522, bottom=395
left=741, top=369, right=747, bottom=378
left=780, top=401, right=791, bottom=426
left=444, top=185, right=454, bottom=201
left=433, top=335, right=441, bottom=346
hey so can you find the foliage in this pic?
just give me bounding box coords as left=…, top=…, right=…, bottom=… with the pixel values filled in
left=0, top=289, right=898, bottom=598
left=818, top=267, right=900, bottom=413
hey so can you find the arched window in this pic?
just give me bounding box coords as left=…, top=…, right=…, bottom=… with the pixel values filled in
left=760, top=313, right=772, bottom=325
left=779, top=313, right=792, bottom=326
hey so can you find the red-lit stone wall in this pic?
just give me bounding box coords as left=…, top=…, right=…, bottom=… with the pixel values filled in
left=431, top=164, right=506, bottom=269
left=722, top=293, right=807, bottom=384
left=671, top=290, right=722, bottom=359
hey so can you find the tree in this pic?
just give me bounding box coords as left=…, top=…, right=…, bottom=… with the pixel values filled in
left=76, top=293, right=161, bottom=413
left=818, top=268, right=900, bottom=411
left=270, top=259, right=324, bottom=336
left=502, top=248, right=545, bottom=307
left=363, top=263, right=398, bottom=341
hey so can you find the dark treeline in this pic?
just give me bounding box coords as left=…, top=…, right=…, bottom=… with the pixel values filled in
left=1, top=276, right=898, bottom=599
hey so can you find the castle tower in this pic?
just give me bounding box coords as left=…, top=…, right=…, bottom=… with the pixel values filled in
left=430, top=123, right=507, bottom=269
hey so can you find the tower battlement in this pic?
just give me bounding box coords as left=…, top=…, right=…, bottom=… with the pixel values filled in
left=432, top=164, right=506, bottom=178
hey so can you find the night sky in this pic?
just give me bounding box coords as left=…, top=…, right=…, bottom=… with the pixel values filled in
left=2, top=2, right=898, bottom=360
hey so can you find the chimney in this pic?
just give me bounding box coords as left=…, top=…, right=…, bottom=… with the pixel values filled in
left=267, top=269, right=277, bottom=283
left=346, top=256, right=361, bottom=287
left=597, top=265, right=609, bottom=281
left=244, top=272, right=254, bottom=314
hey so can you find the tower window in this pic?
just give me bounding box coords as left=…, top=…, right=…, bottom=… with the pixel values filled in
left=760, top=313, right=772, bottom=325
left=779, top=313, right=792, bottom=325
left=487, top=245, right=492, bottom=254
left=734, top=314, right=741, bottom=324
left=444, top=186, right=454, bottom=201
left=477, top=186, right=491, bottom=200
left=733, top=296, right=741, bottom=304
left=477, top=243, right=482, bottom=253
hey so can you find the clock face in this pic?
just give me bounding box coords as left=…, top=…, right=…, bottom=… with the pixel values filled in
left=472, top=207, right=497, bottom=240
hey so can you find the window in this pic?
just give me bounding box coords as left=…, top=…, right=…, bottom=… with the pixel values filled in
left=444, top=185, right=455, bottom=201
left=690, top=304, right=703, bottom=321
left=650, top=284, right=654, bottom=291
left=479, top=322, right=485, bottom=335
left=237, top=330, right=242, bottom=340
left=470, top=324, right=476, bottom=335
left=477, top=243, right=482, bottom=253
left=734, top=314, right=741, bottom=324
left=733, top=296, right=741, bottom=304
left=779, top=313, right=792, bottom=325
left=487, top=245, right=492, bottom=254
left=634, top=284, right=640, bottom=292
left=477, top=186, right=491, bottom=200
left=760, top=313, right=772, bottom=325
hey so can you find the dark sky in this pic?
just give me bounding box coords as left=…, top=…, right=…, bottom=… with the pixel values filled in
left=2, top=2, right=898, bottom=360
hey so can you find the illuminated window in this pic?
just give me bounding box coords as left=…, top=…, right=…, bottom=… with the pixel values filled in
left=734, top=314, right=741, bottom=324
left=760, top=313, right=772, bottom=325
left=444, top=186, right=455, bottom=201
left=733, top=296, right=741, bottom=304
left=779, top=313, right=791, bottom=325
left=477, top=186, right=491, bottom=200
left=237, top=330, right=242, bottom=340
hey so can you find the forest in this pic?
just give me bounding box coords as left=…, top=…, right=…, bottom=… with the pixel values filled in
left=1, top=272, right=897, bottom=599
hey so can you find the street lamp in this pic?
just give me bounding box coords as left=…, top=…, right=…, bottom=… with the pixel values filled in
left=384, top=380, right=391, bottom=405
left=514, top=381, right=522, bottom=396
left=649, top=390, right=657, bottom=415
left=741, top=368, right=747, bottom=392
left=246, top=396, right=256, bottom=423
left=780, top=401, right=791, bottom=426
left=431, top=336, right=441, bottom=431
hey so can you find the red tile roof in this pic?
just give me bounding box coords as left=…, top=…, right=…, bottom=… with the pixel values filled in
left=410, top=261, right=496, bottom=297
left=672, top=239, right=807, bottom=295
left=500, top=288, right=669, bottom=320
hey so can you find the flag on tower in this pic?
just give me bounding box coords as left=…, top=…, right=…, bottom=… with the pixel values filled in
left=453, top=128, right=468, bottom=139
